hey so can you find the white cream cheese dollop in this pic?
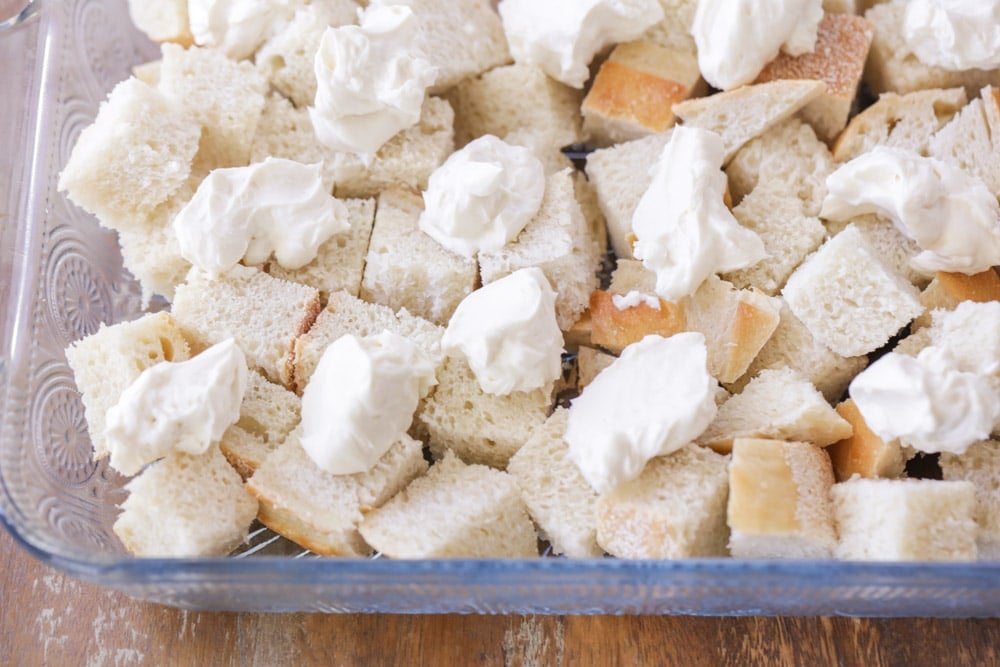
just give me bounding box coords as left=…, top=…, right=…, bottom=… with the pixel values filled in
left=632, top=126, right=766, bottom=301
left=565, top=332, right=718, bottom=493
left=821, top=146, right=1000, bottom=275
left=691, top=0, right=824, bottom=90
left=442, top=267, right=563, bottom=396
left=497, top=0, right=664, bottom=88
left=188, top=0, right=300, bottom=60
left=173, top=157, right=349, bottom=275
left=104, top=339, right=249, bottom=476
left=904, top=0, right=1000, bottom=71
left=418, top=135, right=546, bottom=258
left=612, top=291, right=661, bottom=310
left=310, top=5, right=436, bottom=158
left=300, top=331, right=437, bottom=475
left=849, top=346, right=1000, bottom=455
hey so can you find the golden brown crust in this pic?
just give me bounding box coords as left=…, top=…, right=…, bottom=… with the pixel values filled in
left=251, top=495, right=371, bottom=557
left=827, top=399, right=904, bottom=482
left=588, top=290, right=687, bottom=355
left=722, top=299, right=781, bottom=385
left=583, top=60, right=684, bottom=132
left=935, top=268, right=1000, bottom=303
left=563, top=309, right=593, bottom=350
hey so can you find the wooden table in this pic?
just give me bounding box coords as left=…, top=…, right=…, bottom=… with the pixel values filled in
left=1, top=527, right=997, bottom=666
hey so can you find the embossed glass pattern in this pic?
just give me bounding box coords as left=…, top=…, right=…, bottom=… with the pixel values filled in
left=2, top=0, right=1000, bottom=615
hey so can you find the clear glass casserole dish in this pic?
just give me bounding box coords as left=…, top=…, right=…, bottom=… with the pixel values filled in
left=2, top=0, right=999, bottom=615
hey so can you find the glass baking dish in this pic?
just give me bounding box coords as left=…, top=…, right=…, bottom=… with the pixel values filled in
left=2, top=0, right=999, bottom=615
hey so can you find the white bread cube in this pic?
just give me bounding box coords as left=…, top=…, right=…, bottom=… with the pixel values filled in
left=571, top=171, right=609, bottom=259
left=158, top=44, right=268, bottom=169
left=247, top=431, right=428, bottom=556
left=832, top=87, right=968, bottom=162
left=641, top=0, right=697, bottom=54
left=117, top=207, right=192, bottom=306
left=731, top=300, right=868, bottom=403
left=218, top=425, right=271, bottom=481
left=700, top=368, right=852, bottom=453
left=65, top=312, right=191, bottom=460
left=358, top=452, right=538, bottom=558
left=585, top=132, right=672, bottom=259
left=941, top=440, right=1000, bottom=558
left=265, top=197, right=375, bottom=301
left=832, top=478, right=978, bottom=560
left=479, top=169, right=601, bottom=330
left=914, top=269, right=1000, bottom=330
left=929, top=87, right=1000, bottom=196
left=782, top=225, right=923, bottom=357
left=291, top=290, right=443, bottom=395
left=58, top=77, right=201, bottom=231
left=825, top=213, right=929, bottom=288
left=826, top=399, right=906, bottom=482
left=672, top=79, right=826, bottom=162
left=597, top=445, right=730, bottom=559
left=114, top=446, right=258, bottom=557
left=576, top=346, right=617, bottom=389
left=127, top=0, right=193, bottom=46
left=727, top=438, right=837, bottom=558
left=418, top=355, right=553, bottom=469
left=222, top=372, right=303, bottom=478
left=443, top=63, right=585, bottom=151
left=360, top=187, right=478, bottom=326
left=171, top=266, right=321, bottom=387
left=507, top=409, right=601, bottom=557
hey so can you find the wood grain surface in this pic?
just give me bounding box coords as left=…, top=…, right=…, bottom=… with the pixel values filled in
left=1, top=527, right=997, bottom=666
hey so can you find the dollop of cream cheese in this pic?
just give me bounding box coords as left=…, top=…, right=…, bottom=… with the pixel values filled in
left=418, top=135, right=546, bottom=258
left=691, top=0, right=824, bottom=90
left=104, top=339, right=248, bottom=476
left=310, top=5, right=436, bottom=159
left=300, top=331, right=437, bottom=475
left=821, top=146, right=1000, bottom=275
left=632, top=126, right=766, bottom=301
left=173, top=157, right=349, bottom=275
left=565, top=332, right=718, bottom=493
left=612, top=291, right=661, bottom=310
left=497, top=0, right=664, bottom=88
left=904, top=0, right=1000, bottom=71
left=442, top=267, right=564, bottom=395
left=850, top=346, right=1000, bottom=455
left=188, top=0, right=300, bottom=60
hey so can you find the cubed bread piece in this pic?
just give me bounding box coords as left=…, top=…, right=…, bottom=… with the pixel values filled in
left=726, top=118, right=834, bottom=216
left=582, top=41, right=703, bottom=146
left=576, top=346, right=617, bottom=389
left=127, top=0, right=193, bottom=46
left=444, top=63, right=584, bottom=151
left=58, top=77, right=201, bottom=230
left=597, top=445, right=730, bottom=559
left=609, top=259, right=658, bottom=293
left=358, top=452, right=538, bottom=558
left=941, top=440, right=1000, bottom=558
left=914, top=269, right=1000, bottom=329
left=824, top=213, right=927, bottom=287
left=672, top=79, right=826, bottom=162
left=893, top=326, right=933, bottom=357
left=419, top=355, right=553, bottom=469
left=250, top=94, right=455, bottom=200
left=360, top=187, right=477, bottom=326
left=114, top=446, right=258, bottom=557
left=585, top=132, right=672, bottom=259
left=571, top=171, right=609, bottom=259
left=158, top=44, right=268, bottom=169
left=218, top=425, right=270, bottom=481
left=727, top=438, right=837, bottom=558
left=588, top=289, right=686, bottom=355
left=731, top=300, right=868, bottom=403
left=118, top=225, right=191, bottom=306
left=237, top=372, right=301, bottom=449
left=506, top=409, right=601, bottom=557
left=171, top=266, right=320, bottom=387
left=247, top=431, right=428, bottom=556
left=699, top=368, right=852, bottom=453
left=832, top=87, right=967, bottom=162
left=721, top=180, right=827, bottom=295
left=864, top=1, right=1000, bottom=96
left=479, top=169, right=601, bottom=330
left=929, top=87, right=1000, bottom=196
left=265, top=197, right=375, bottom=301
left=826, top=399, right=906, bottom=482
left=754, top=14, right=873, bottom=142
left=291, top=290, right=443, bottom=394
left=255, top=1, right=359, bottom=108
left=831, top=478, right=978, bottom=560
left=370, top=0, right=511, bottom=94
left=640, top=0, right=697, bottom=54
left=66, top=312, right=191, bottom=460
left=782, top=224, right=923, bottom=357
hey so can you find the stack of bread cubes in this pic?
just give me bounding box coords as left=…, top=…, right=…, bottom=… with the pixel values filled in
left=58, top=0, right=1000, bottom=562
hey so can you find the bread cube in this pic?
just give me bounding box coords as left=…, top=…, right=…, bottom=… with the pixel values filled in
left=237, top=372, right=301, bottom=448
left=640, top=0, right=697, bottom=54
left=597, top=445, right=730, bottom=559
left=507, top=409, right=601, bottom=558
left=727, top=438, right=837, bottom=558
left=826, top=399, right=906, bottom=482
left=915, top=269, right=1000, bottom=330
left=576, top=346, right=617, bottom=389
left=218, top=425, right=270, bottom=481
left=358, top=452, right=538, bottom=558
left=825, top=213, right=928, bottom=288
left=782, top=225, right=923, bottom=357
left=930, top=87, right=1000, bottom=197
left=831, top=478, right=978, bottom=560
left=941, top=440, right=1000, bottom=558
left=588, top=289, right=685, bottom=355
left=127, top=0, right=193, bottom=46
